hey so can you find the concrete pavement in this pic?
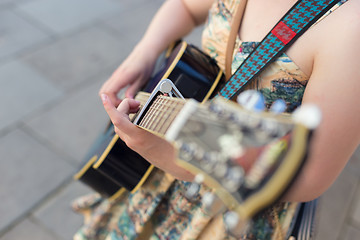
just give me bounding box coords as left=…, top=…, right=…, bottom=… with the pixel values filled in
left=0, top=0, right=359, bottom=239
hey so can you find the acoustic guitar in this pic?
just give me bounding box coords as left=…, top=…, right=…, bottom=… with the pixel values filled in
left=74, top=41, right=225, bottom=199
left=74, top=43, right=320, bottom=233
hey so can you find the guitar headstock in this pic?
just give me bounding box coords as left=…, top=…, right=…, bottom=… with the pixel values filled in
left=165, top=94, right=320, bottom=236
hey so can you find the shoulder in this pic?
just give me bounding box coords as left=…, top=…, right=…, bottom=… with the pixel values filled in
left=311, top=0, right=360, bottom=68
left=316, top=0, right=360, bottom=46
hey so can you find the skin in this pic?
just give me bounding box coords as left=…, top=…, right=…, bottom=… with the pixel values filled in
left=100, top=0, right=360, bottom=202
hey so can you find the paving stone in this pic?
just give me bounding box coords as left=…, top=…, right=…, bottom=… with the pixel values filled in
left=342, top=224, right=360, bottom=240
left=16, top=0, right=123, bottom=34
left=0, top=130, right=73, bottom=232
left=350, top=181, right=360, bottom=227
left=347, top=145, right=360, bottom=177
left=0, top=0, right=13, bottom=7
left=0, top=9, right=50, bottom=61
left=0, top=60, right=63, bottom=131
left=102, top=0, right=163, bottom=48
left=315, top=168, right=358, bottom=240
left=24, top=75, right=115, bottom=164
left=33, top=181, right=93, bottom=240
left=0, top=218, right=61, bottom=240
left=23, top=26, right=131, bottom=90
left=103, top=0, right=203, bottom=51
left=0, top=0, right=30, bottom=6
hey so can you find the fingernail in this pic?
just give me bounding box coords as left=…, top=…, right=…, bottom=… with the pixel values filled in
left=101, top=93, right=108, bottom=103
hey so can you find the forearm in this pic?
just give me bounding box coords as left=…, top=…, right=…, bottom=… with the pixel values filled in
left=136, top=0, right=211, bottom=56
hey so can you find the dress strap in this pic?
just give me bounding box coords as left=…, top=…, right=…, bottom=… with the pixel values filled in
left=225, top=0, right=248, bottom=80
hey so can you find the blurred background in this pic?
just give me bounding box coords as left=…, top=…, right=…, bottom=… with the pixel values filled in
left=0, top=0, right=359, bottom=239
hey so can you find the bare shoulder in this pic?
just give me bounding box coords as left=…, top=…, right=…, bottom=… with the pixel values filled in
left=316, top=0, right=360, bottom=48
left=334, top=0, right=360, bottom=34
left=308, top=0, right=360, bottom=77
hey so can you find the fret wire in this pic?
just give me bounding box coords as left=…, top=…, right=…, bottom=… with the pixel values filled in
left=139, top=101, right=154, bottom=128
left=148, top=96, right=165, bottom=131
left=148, top=96, right=167, bottom=130
left=138, top=96, right=152, bottom=127
left=161, top=99, right=184, bottom=134
left=156, top=97, right=173, bottom=134
left=157, top=102, right=184, bottom=134
left=142, top=96, right=176, bottom=129
left=143, top=96, right=168, bottom=129
left=161, top=102, right=183, bottom=134
left=153, top=97, right=172, bottom=133
left=149, top=97, right=164, bottom=131
left=141, top=95, right=165, bottom=128
left=138, top=95, right=186, bottom=133
left=141, top=96, right=161, bottom=129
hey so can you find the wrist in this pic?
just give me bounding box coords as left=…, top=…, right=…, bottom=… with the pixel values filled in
left=134, top=39, right=165, bottom=61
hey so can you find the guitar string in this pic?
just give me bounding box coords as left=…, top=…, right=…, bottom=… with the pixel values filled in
left=140, top=96, right=160, bottom=128
left=153, top=97, right=172, bottom=133
left=152, top=96, right=167, bottom=132
left=138, top=96, right=185, bottom=134
left=140, top=96, right=158, bottom=128
left=142, top=96, right=164, bottom=129
left=149, top=97, right=185, bottom=134
left=157, top=97, right=174, bottom=133
left=150, top=96, right=166, bottom=132
left=159, top=98, right=184, bottom=134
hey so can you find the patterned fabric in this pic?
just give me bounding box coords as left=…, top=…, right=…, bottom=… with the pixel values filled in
left=73, top=1, right=347, bottom=240
left=218, top=0, right=342, bottom=100
left=203, top=0, right=347, bottom=112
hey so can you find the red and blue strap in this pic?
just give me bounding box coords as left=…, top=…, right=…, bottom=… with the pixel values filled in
left=218, top=0, right=342, bottom=100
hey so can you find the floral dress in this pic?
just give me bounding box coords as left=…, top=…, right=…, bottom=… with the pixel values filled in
left=72, top=1, right=347, bottom=240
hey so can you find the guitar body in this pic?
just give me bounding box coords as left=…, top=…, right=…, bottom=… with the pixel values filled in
left=74, top=41, right=225, bottom=198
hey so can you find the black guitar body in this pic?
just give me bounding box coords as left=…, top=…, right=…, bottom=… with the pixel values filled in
left=74, top=41, right=225, bottom=197
left=145, top=42, right=224, bottom=101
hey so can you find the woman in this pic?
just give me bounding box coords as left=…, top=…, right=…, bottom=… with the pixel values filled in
left=73, top=0, right=360, bottom=239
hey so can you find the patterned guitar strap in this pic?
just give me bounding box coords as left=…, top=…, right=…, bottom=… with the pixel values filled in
left=218, top=0, right=342, bottom=100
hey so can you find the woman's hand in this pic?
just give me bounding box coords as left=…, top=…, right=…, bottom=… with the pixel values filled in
left=99, top=43, right=158, bottom=107
left=101, top=93, right=195, bottom=181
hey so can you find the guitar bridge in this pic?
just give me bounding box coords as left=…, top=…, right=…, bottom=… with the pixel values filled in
left=133, top=79, right=184, bottom=125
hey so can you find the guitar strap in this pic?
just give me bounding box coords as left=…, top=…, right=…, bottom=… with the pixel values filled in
left=219, top=0, right=342, bottom=100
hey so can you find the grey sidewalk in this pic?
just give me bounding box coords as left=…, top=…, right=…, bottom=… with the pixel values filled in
left=0, top=0, right=359, bottom=239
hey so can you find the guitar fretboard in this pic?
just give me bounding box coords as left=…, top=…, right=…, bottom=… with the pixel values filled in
left=138, top=95, right=186, bottom=135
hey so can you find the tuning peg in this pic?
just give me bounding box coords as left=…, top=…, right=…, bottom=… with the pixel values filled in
left=214, top=162, right=228, bottom=178
left=176, top=141, right=197, bottom=162
left=258, top=119, right=282, bottom=139
left=292, top=104, right=322, bottom=129
left=209, top=101, right=224, bottom=116
left=202, top=192, right=225, bottom=215
left=194, top=173, right=205, bottom=184
left=185, top=182, right=201, bottom=200
left=200, top=152, right=218, bottom=172
left=218, top=134, right=244, bottom=160
left=269, top=99, right=287, bottom=114
left=224, top=211, right=252, bottom=237
left=222, top=166, right=245, bottom=192
left=224, top=211, right=240, bottom=230
left=237, top=90, right=265, bottom=112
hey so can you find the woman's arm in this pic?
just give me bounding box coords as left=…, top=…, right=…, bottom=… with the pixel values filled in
left=98, top=0, right=214, bottom=181
left=99, top=0, right=214, bottom=105
left=139, top=0, right=213, bottom=56
left=282, top=6, right=360, bottom=202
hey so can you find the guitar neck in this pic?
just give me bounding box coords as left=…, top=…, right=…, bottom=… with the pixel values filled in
left=136, top=93, right=187, bottom=135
